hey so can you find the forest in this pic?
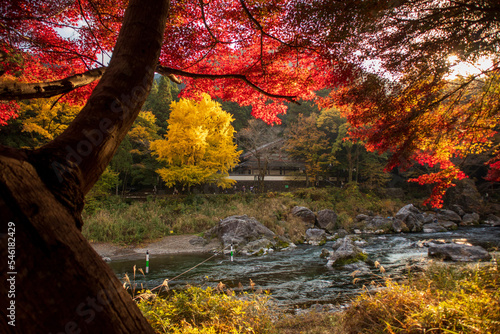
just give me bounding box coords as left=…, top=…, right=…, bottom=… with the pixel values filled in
left=2, top=74, right=494, bottom=205
left=0, top=0, right=499, bottom=333
left=0, top=75, right=400, bottom=200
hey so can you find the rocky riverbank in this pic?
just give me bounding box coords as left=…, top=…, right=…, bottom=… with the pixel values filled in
left=91, top=234, right=221, bottom=261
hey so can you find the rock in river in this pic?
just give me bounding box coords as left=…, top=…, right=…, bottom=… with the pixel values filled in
left=428, top=243, right=491, bottom=262
left=327, top=237, right=366, bottom=267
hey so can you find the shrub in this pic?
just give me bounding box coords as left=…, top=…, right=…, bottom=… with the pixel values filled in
left=339, top=260, right=500, bottom=334
left=137, top=285, right=273, bottom=334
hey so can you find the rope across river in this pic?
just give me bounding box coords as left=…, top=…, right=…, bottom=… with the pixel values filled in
left=131, top=244, right=233, bottom=299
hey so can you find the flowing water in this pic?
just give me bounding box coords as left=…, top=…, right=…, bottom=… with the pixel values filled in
left=108, top=226, right=500, bottom=309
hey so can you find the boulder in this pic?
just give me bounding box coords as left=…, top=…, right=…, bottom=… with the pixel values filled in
left=306, top=228, right=327, bottom=245
left=461, top=213, right=480, bottom=225
left=392, top=219, right=408, bottom=233
left=422, top=213, right=436, bottom=224
left=396, top=204, right=421, bottom=216
left=438, top=221, right=458, bottom=230
left=320, top=248, right=331, bottom=259
left=316, top=209, right=338, bottom=233
left=422, top=223, right=447, bottom=233
left=366, top=216, right=392, bottom=232
left=405, top=214, right=424, bottom=232
left=437, top=209, right=462, bottom=223
left=291, top=206, right=316, bottom=226
left=395, top=204, right=424, bottom=232
left=206, top=215, right=275, bottom=247
left=443, top=178, right=483, bottom=212
left=327, top=237, right=366, bottom=267
left=356, top=214, right=370, bottom=222
left=450, top=204, right=466, bottom=217
left=240, top=238, right=275, bottom=256
left=485, top=214, right=500, bottom=226
left=334, top=229, right=349, bottom=239
left=428, top=243, right=491, bottom=262
left=343, top=261, right=371, bottom=274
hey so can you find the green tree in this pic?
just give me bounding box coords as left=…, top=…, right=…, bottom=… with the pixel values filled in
left=285, top=113, right=330, bottom=186
left=219, top=100, right=252, bottom=131
left=110, top=137, right=133, bottom=195
left=85, top=166, right=120, bottom=207
left=360, top=154, right=391, bottom=191
left=128, top=111, right=163, bottom=189
left=151, top=94, right=240, bottom=190
left=143, top=75, right=179, bottom=136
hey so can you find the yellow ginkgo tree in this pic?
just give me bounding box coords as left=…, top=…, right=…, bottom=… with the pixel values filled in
left=18, top=98, right=80, bottom=147
left=151, top=94, right=240, bottom=190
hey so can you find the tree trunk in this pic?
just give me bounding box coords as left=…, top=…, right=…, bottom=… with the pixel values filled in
left=0, top=152, right=154, bottom=333
left=355, top=144, right=360, bottom=183
left=0, top=0, right=170, bottom=332
left=347, top=145, right=353, bottom=183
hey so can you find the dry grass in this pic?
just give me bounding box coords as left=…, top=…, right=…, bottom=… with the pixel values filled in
left=83, top=187, right=405, bottom=244
left=273, top=311, right=340, bottom=334
left=338, top=260, right=500, bottom=334
left=137, top=285, right=274, bottom=334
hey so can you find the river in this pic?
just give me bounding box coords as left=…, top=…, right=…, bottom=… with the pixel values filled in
left=108, top=226, right=500, bottom=309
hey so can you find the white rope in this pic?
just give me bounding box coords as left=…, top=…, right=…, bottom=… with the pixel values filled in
left=134, top=244, right=232, bottom=298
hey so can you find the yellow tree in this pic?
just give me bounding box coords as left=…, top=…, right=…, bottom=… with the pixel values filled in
left=7, top=98, right=80, bottom=148
left=151, top=94, right=240, bottom=190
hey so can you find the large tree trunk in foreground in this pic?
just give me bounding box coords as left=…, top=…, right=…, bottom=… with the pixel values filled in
left=0, top=152, right=155, bottom=333
left=0, top=0, right=169, bottom=332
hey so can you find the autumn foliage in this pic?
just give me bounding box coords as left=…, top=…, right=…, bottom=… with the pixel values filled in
left=150, top=94, right=240, bottom=189
left=1, top=0, right=499, bottom=207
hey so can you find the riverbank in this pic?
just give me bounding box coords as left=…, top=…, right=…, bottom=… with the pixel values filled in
left=91, top=234, right=221, bottom=260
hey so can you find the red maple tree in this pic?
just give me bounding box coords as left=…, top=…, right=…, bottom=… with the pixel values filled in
left=0, top=1, right=498, bottom=331
left=0, top=1, right=353, bottom=332
left=1, top=0, right=352, bottom=124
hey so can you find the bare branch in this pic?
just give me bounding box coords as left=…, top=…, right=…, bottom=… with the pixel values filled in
left=238, top=0, right=299, bottom=49
left=156, top=65, right=299, bottom=103
left=0, top=67, right=106, bottom=100
left=0, top=62, right=298, bottom=103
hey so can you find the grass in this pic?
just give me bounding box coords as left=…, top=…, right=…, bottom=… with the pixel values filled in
left=272, top=311, right=340, bottom=334
left=82, top=186, right=406, bottom=244
left=128, top=260, right=500, bottom=333
left=136, top=285, right=274, bottom=334
left=338, top=259, right=500, bottom=333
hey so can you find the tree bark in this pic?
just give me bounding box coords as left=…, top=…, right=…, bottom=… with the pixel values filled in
left=0, top=151, right=155, bottom=333
left=0, top=0, right=170, bottom=332
left=0, top=67, right=106, bottom=100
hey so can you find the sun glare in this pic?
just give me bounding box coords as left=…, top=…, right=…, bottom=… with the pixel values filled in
left=446, top=55, right=494, bottom=80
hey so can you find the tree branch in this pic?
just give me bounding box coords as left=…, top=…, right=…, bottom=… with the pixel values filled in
left=0, top=67, right=106, bottom=100
left=0, top=62, right=297, bottom=104
left=157, top=65, right=299, bottom=103
left=238, top=0, right=299, bottom=50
